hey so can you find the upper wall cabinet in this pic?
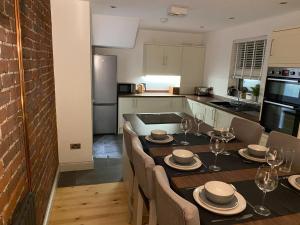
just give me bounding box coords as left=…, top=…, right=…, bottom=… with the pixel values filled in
left=143, top=44, right=182, bottom=75
left=181, top=46, right=205, bottom=94
left=268, top=27, right=300, bottom=67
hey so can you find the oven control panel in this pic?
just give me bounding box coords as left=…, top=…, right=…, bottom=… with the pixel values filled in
left=267, top=67, right=300, bottom=79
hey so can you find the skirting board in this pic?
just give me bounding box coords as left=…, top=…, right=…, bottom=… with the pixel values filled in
left=43, top=168, right=59, bottom=225
left=59, top=161, right=94, bottom=172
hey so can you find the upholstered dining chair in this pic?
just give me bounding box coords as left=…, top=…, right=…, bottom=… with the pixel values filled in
left=267, top=131, right=300, bottom=173
left=153, top=165, right=200, bottom=225
left=123, top=121, right=138, bottom=223
left=131, top=136, right=157, bottom=225
left=230, top=117, right=264, bottom=145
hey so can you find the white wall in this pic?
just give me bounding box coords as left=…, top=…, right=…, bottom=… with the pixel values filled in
left=203, top=10, right=300, bottom=100
left=94, top=29, right=205, bottom=89
left=51, top=0, right=93, bottom=171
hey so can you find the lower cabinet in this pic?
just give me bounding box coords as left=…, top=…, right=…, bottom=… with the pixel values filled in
left=118, top=97, right=185, bottom=133
left=214, top=109, right=236, bottom=128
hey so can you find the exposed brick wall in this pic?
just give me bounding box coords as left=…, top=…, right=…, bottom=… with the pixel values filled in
left=20, top=0, right=58, bottom=224
left=0, top=0, right=29, bottom=224
left=0, top=0, right=58, bottom=225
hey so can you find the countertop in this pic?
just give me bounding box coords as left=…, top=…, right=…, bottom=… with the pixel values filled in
left=118, top=92, right=185, bottom=97
left=119, top=92, right=260, bottom=122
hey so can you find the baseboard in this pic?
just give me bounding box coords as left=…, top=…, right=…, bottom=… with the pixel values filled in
left=59, top=161, right=94, bottom=172
left=43, top=168, right=59, bottom=225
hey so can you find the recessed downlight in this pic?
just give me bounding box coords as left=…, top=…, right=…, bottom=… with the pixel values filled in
left=228, top=17, right=235, bottom=20
left=110, top=5, right=117, bottom=8
left=160, top=18, right=168, bottom=23
left=279, top=1, right=288, bottom=5
left=200, top=26, right=205, bottom=29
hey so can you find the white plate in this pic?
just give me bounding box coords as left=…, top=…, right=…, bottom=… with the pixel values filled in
left=193, top=186, right=246, bottom=215
left=238, top=148, right=266, bottom=163
left=145, top=135, right=174, bottom=144
left=164, top=154, right=202, bottom=171
left=288, top=175, right=300, bottom=191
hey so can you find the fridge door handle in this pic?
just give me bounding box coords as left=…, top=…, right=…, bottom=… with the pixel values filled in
left=264, top=100, right=294, bottom=109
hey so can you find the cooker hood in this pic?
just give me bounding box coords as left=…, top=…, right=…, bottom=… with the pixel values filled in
left=92, top=14, right=139, bottom=48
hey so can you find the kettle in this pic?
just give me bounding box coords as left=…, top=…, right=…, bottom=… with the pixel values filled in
left=137, top=83, right=146, bottom=93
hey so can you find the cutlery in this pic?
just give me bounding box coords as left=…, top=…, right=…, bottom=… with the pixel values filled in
left=194, top=154, right=208, bottom=169
left=246, top=200, right=255, bottom=209
left=211, top=213, right=253, bottom=223
left=280, top=183, right=300, bottom=196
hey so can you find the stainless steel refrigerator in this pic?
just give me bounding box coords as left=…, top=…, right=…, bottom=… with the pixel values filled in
left=92, top=55, right=117, bottom=134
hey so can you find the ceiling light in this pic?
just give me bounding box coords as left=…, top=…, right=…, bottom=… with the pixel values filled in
left=228, top=17, right=235, bottom=20
left=168, top=5, right=188, bottom=17
left=279, top=1, right=288, bottom=5
left=110, top=5, right=117, bottom=8
left=200, top=26, right=205, bottom=29
left=160, top=18, right=168, bottom=23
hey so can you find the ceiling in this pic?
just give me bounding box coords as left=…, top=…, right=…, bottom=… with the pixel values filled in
left=91, top=0, right=300, bottom=33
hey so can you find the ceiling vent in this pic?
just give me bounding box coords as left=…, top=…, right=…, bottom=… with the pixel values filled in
left=168, top=5, right=188, bottom=17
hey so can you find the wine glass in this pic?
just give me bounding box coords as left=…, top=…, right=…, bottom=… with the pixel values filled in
left=180, top=118, right=192, bottom=145
left=266, top=147, right=284, bottom=169
left=209, top=136, right=225, bottom=172
left=254, top=166, right=278, bottom=216
left=221, top=127, right=235, bottom=155
left=194, top=112, right=204, bottom=136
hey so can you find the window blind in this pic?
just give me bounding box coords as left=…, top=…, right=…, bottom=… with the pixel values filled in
left=232, top=39, right=267, bottom=79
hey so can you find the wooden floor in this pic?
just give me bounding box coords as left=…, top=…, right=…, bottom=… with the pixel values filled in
left=49, top=182, right=130, bottom=225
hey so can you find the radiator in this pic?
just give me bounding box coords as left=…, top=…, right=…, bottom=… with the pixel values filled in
left=11, top=192, right=36, bottom=225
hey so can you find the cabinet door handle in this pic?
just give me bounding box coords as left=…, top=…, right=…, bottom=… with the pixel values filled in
left=270, top=39, right=274, bottom=56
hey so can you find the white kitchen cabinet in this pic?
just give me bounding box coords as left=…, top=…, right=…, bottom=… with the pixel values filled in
left=118, top=98, right=138, bottom=133
left=180, top=46, right=205, bottom=94
left=118, top=97, right=184, bottom=133
left=203, top=105, right=216, bottom=127
left=214, top=109, right=235, bottom=128
left=143, top=44, right=182, bottom=75
left=269, top=26, right=300, bottom=67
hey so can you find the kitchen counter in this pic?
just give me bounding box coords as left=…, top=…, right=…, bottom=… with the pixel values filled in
left=118, top=92, right=185, bottom=97
left=118, top=92, right=260, bottom=123
left=185, top=95, right=260, bottom=122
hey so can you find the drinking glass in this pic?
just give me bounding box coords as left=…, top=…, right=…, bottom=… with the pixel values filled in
left=194, top=112, right=204, bottom=136
left=209, top=136, right=225, bottom=171
left=254, top=166, right=278, bottom=216
left=180, top=118, right=192, bottom=145
left=266, top=147, right=284, bottom=169
left=279, top=149, right=295, bottom=173
left=221, top=127, right=235, bottom=155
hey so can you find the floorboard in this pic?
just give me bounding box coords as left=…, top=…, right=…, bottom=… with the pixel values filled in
left=49, top=182, right=130, bottom=225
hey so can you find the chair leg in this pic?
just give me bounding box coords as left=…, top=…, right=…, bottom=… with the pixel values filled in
left=136, top=188, right=144, bottom=225
left=148, top=200, right=157, bottom=225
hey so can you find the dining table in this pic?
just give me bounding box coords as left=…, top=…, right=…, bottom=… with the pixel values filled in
left=123, top=112, right=300, bottom=225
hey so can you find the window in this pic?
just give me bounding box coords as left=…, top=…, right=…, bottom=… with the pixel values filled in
left=231, top=37, right=267, bottom=79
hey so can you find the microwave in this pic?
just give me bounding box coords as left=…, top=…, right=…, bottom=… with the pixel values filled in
left=117, top=83, right=136, bottom=95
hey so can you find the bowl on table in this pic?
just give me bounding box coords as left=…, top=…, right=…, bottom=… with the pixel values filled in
left=204, top=181, right=235, bottom=204
left=247, top=144, right=268, bottom=157
left=151, top=130, right=168, bottom=140
left=172, top=149, right=194, bottom=164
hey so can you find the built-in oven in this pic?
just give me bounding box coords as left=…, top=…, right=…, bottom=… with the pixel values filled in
left=261, top=67, right=300, bottom=137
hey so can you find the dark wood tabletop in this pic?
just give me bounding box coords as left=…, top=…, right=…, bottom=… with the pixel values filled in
left=124, top=113, right=300, bottom=225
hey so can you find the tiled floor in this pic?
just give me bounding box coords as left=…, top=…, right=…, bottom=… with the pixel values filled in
left=58, top=135, right=123, bottom=187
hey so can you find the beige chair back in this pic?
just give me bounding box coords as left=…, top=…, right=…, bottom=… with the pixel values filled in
left=230, top=117, right=264, bottom=145
left=153, top=166, right=200, bottom=225
left=132, top=136, right=155, bottom=200
left=267, top=131, right=300, bottom=172
left=123, top=121, right=137, bottom=162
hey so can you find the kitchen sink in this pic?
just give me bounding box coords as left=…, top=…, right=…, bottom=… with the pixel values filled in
left=210, top=101, right=260, bottom=112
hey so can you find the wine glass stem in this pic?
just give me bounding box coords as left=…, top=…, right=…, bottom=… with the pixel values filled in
left=261, top=191, right=267, bottom=207
left=197, top=123, right=200, bottom=133
left=214, top=153, right=218, bottom=166
left=185, top=131, right=187, bottom=143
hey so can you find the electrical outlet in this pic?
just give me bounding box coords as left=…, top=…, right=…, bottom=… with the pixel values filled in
left=70, top=143, right=81, bottom=150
